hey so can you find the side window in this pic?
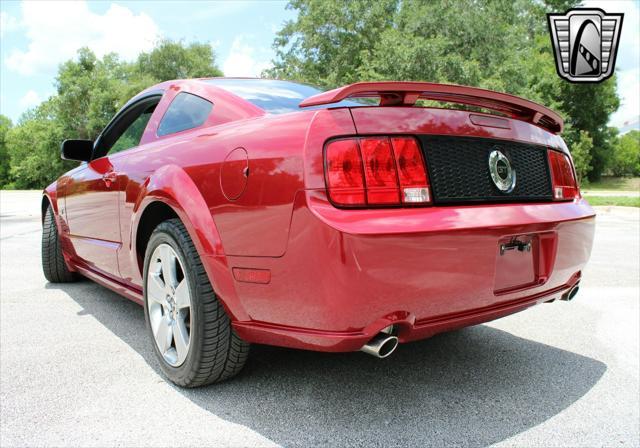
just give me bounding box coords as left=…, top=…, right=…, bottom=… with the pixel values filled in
left=109, top=105, right=156, bottom=155
left=157, top=92, right=213, bottom=137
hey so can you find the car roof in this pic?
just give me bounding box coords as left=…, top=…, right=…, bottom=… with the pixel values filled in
left=131, top=78, right=364, bottom=116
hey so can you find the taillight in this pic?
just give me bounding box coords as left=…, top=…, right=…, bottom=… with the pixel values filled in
left=325, top=139, right=365, bottom=205
left=391, top=137, right=430, bottom=204
left=325, top=136, right=430, bottom=207
left=360, top=138, right=400, bottom=204
left=548, top=149, right=579, bottom=200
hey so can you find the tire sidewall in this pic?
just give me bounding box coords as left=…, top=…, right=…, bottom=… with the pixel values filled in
left=142, top=222, right=204, bottom=382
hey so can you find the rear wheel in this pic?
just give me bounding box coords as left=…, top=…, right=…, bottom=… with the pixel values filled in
left=143, top=218, right=249, bottom=387
left=41, top=206, right=77, bottom=283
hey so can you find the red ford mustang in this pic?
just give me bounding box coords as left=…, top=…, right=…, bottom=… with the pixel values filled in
left=42, top=78, right=595, bottom=387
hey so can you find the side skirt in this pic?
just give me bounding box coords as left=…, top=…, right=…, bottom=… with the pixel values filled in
left=73, top=262, right=144, bottom=306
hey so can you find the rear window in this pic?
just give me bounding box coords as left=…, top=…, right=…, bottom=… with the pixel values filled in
left=157, top=92, right=213, bottom=136
left=205, top=79, right=364, bottom=114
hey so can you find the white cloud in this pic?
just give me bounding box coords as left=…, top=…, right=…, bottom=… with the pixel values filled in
left=0, top=11, right=20, bottom=36
left=5, top=1, right=160, bottom=75
left=222, top=36, right=272, bottom=77
left=18, top=89, right=41, bottom=109
left=610, top=67, right=640, bottom=128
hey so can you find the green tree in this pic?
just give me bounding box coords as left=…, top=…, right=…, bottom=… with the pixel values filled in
left=55, top=48, right=129, bottom=140
left=0, top=115, right=12, bottom=187
left=610, top=130, right=640, bottom=177
left=135, top=39, right=223, bottom=81
left=267, top=0, right=563, bottom=91
left=569, top=130, right=593, bottom=184
left=268, top=0, right=398, bottom=87
left=3, top=40, right=224, bottom=189
left=558, top=82, right=620, bottom=182
left=5, top=100, right=74, bottom=189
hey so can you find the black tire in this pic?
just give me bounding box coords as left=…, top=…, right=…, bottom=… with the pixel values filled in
left=143, top=218, right=249, bottom=387
left=42, top=205, right=77, bottom=283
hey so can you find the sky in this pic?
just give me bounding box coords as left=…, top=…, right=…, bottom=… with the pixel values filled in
left=0, top=0, right=638, bottom=129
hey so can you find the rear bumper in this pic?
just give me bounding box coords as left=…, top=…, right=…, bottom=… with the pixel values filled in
left=230, top=191, right=595, bottom=352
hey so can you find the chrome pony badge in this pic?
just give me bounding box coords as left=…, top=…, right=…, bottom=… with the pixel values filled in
left=548, top=8, right=623, bottom=83
left=488, top=149, right=516, bottom=193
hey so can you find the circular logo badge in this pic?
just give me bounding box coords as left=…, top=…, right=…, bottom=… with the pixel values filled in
left=488, top=149, right=516, bottom=193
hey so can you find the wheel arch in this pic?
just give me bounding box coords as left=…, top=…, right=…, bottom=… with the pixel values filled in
left=41, top=194, right=51, bottom=223
left=134, top=201, right=179, bottom=274
left=131, top=164, right=249, bottom=321
left=41, top=182, right=59, bottom=224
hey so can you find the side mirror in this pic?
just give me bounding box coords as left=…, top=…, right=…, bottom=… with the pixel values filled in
left=61, top=139, right=93, bottom=162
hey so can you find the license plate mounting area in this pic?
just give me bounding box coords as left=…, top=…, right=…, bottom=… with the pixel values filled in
left=494, top=232, right=557, bottom=295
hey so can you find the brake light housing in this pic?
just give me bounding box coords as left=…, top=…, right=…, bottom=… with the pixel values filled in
left=548, top=149, right=579, bottom=201
left=324, top=136, right=430, bottom=207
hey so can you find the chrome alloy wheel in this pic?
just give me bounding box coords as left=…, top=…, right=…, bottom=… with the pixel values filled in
left=146, top=243, right=192, bottom=367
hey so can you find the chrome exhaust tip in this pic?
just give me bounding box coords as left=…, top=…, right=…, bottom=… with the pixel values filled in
left=360, top=332, right=399, bottom=358
left=562, top=283, right=580, bottom=301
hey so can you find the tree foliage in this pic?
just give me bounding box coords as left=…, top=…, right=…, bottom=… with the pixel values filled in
left=570, top=131, right=593, bottom=184
left=3, top=40, right=222, bottom=189
left=610, top=131, right=640, bottom=177
left=0, top=115, right=12, bottom=186
left=136, top=40, right=223, bottom=81
left=5, top=100, right=74, bottom=189
left=267, top=0, right=621, bottom=182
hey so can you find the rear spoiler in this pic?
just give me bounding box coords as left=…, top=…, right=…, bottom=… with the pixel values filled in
left=299, top=81, right=563, bottom=134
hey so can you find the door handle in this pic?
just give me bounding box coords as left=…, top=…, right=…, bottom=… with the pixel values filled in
left=102, top=172, right=118, bottom=186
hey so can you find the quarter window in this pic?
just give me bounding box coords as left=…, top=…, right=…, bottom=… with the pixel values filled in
left=157, top=92, right=213, bottom=136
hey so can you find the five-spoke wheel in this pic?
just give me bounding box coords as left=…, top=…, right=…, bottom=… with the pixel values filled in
left=146, top=243, right=191, bottom=367
left=143, top=218, right=249, bottom=387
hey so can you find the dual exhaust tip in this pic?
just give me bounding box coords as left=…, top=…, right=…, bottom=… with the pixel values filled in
left=360, top=327, right=399, bottom=358
left=362, top=282, right=582, bottom=358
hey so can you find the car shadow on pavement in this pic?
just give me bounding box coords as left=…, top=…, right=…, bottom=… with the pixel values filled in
left=49, top=280, right=607, bottom=447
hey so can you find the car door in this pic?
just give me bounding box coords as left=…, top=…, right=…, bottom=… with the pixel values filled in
left=64, top=96, right=159, bottom=278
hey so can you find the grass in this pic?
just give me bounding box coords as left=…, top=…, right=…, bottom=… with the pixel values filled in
left=585, top=196, right=640, bottom=207
left=583, top=177, right=640, bottom=192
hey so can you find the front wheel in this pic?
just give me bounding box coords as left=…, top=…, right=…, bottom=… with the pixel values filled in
left=143, top=218, right=249, bottom=387
left=41, top=206, right=77, bottom=283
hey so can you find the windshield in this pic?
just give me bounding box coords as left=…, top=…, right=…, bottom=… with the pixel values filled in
left=204, top=78, right=366, bottom=114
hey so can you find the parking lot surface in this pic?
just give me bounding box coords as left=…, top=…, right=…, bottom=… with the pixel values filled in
left=1, top=190, right=638, bottom=447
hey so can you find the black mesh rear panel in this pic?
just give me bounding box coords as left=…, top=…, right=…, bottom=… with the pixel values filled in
left=419, top=136, right=553, bottom=204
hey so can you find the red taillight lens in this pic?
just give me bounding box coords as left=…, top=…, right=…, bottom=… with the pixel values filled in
left=548, top=149, right=579, bottom=200
left=325, top=136, right=430, bottom=207
left=391, top=137, right=430, bottom=203
left=360, top=138, right=400, bottom=204
left=325, top=139, right=365, bottom=205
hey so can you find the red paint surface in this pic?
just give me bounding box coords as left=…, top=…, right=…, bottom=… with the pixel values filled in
left=44, top=79, right=595, bottom=353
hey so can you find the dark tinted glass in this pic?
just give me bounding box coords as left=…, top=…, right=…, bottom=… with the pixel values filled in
left=157, top=92, right=213, bottom=136
left=109, top=105, right=156, bottom=154
left=205, top=79, right=365, bottom=114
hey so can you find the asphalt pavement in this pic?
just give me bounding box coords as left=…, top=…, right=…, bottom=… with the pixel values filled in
left=1, top=190, right=638, bottom=447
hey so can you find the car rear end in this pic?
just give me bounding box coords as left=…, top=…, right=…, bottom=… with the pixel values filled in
left=232, top=82, right=595, bottom=354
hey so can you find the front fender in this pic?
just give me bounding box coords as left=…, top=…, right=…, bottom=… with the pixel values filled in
left=42, top=181, right=59, bottom=220
left=42, top=180, right=78, bottom=271
left=131, top=165, right=249, bottom=321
